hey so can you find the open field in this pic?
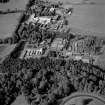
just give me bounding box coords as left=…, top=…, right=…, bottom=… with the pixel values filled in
left=0, top=0, right=29, bottom=39
left=0, top=13, right=21, bottom=39
left=0, top=44, right=16, bottom=63
left=67, top=4, right=105, bottom=35
left=50, top=0, right=105, bottom=36
left=0, top=0, right=29, bottom=10
left=51, top=0, right=105, bottom=5
left=70, top=27, right=105, bottom=37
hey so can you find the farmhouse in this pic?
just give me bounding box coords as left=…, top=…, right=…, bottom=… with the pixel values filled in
left=27, top=14, right=51, bottom=25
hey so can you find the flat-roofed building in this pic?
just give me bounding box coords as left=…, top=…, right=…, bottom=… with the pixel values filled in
left=51, top=38, right=66, bottom=51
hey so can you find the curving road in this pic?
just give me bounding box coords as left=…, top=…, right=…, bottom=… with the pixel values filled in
left=62, top=92, right=105, bottom=105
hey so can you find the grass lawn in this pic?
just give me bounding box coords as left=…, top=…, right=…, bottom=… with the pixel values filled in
left=0, top=44, right=16, bottom=63
left=11, top=95, right=29, bottom=105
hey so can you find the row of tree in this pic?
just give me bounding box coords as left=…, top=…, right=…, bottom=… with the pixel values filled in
left=0, top=0, right=10, bottom=3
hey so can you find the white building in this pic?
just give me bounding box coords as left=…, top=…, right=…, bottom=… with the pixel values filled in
left=21, top=47, right=43, bottom=59
left=27, top=14, right=51, bottom=25
left=49, top=7, right=55, bottom=13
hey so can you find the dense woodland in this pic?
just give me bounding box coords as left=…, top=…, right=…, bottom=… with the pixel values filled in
left=0, top=56, right=105, bottom=105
